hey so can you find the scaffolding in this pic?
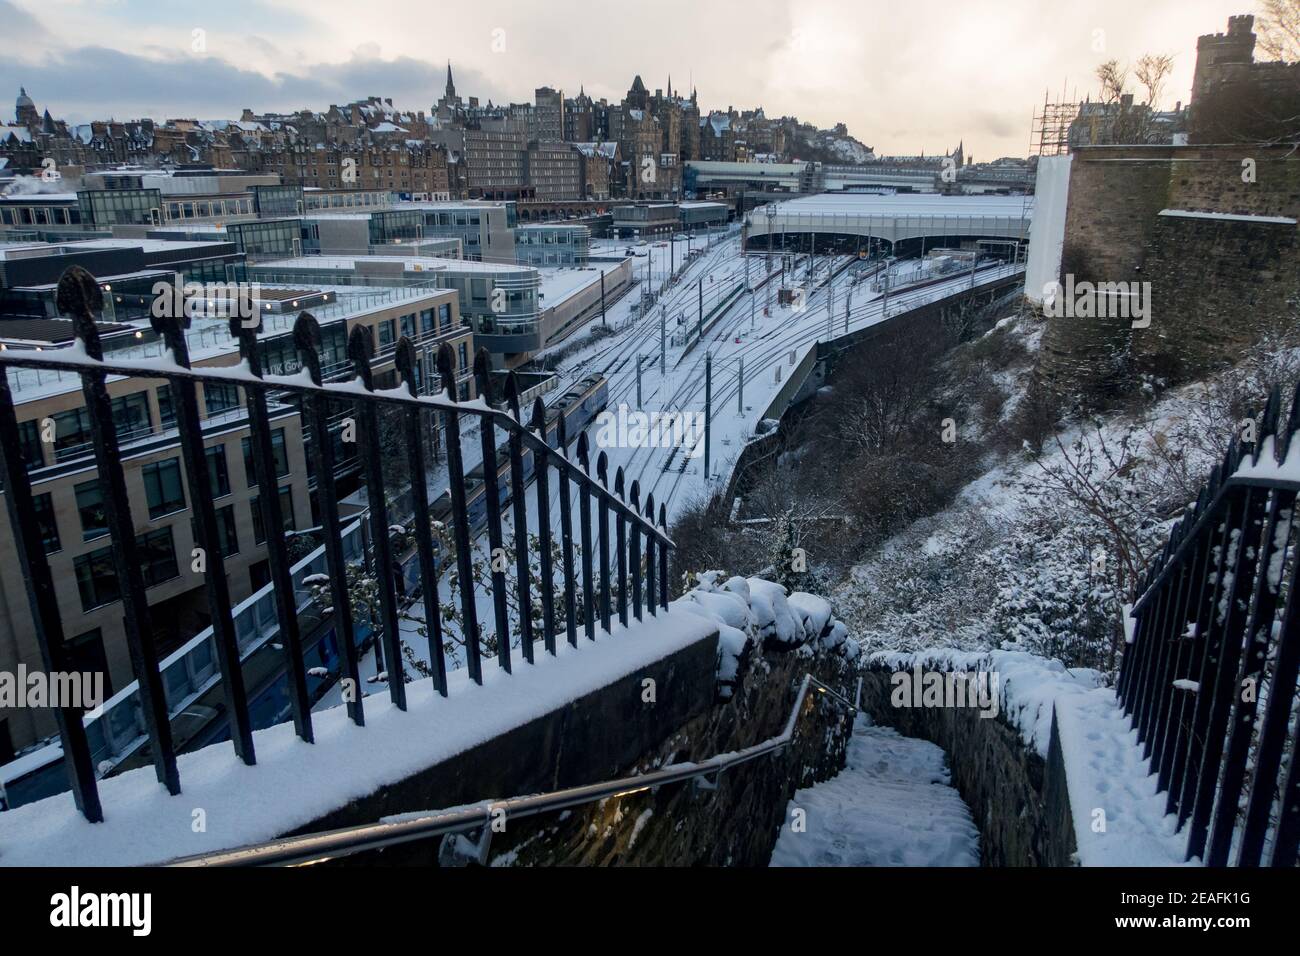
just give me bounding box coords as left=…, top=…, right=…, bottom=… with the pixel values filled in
left=1030, top=94, right=1079, bottom=158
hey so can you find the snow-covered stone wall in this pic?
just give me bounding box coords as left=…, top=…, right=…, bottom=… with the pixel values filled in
left=859, top=647, right=1189, bottom=867
left=495, top=575, right=860, bottom=867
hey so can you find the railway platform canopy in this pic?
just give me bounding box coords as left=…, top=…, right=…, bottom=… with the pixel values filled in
left=745, top=193, right=1033, bottom=256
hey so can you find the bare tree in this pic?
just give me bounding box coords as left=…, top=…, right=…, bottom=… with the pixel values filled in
left=1095, top=59, right=1129, bottom=104
left=1259, top=0, right=1300, bottom=62
left=1134, top=53, right=1174, bottom=108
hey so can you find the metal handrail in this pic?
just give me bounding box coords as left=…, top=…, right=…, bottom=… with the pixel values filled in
left=167, top=673, right=862, bottom=867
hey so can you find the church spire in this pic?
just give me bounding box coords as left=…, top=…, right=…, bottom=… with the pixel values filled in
left=445, top=61, right=456, bottom=101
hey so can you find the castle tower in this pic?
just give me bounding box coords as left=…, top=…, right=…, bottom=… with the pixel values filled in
left=1193, top=14, right=1257, bottom=100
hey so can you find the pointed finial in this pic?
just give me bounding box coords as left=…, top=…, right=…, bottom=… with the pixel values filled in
left=393, top=336, right=420, bottom=396
left=473, top=347, right=495, bottom=405
left=436, top=342, right=457, bottom=400
left=504, top=370, right=522, bottom=421
left=347, top=324, right=374, bottom=389
left=293, top=312, right=324, bottom=386
left=576, top=431, right=590, bottom=471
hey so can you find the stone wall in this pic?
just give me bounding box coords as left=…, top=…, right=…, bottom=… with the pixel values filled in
left=858, top=666, right=1076, bottom=867
left=501, top=645, right=856, bottom=866
left=290, top=630, right=722, bottom=865
left=1042, top=144, right=1300, bottom=395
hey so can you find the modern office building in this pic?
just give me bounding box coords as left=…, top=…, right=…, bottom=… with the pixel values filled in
left=0, top=237, right=243, bottom=320
left=0, top=277, right=465, bottom=759
left=514, top=223, right=591, bottom=266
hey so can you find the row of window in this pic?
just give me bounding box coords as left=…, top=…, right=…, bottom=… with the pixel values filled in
left=17, top=383, right=242, bottom=470
left=65, top=485, right=294, bottom=614
left=31, top=428, right=290, bottom=557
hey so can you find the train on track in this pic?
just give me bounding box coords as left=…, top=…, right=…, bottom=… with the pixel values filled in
left=431, top=373, right=610, bottom=534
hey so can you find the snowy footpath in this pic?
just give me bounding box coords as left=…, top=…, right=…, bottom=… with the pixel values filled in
left=769, top=714, right=980, bottom=867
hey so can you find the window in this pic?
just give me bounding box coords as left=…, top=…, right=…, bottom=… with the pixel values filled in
left=17, top=419, right=44, bottom=470
left=378, top=319, right=396, bottom=347
left=242, top=429, right=289, bottom=488
left=51, top=407, right=91, bottom=460
left=204, top=382, right=240, bottom=416
left=156, top=384, right=177, bottom=429
left=111, top=392, right=152, bottom=441
left=191, top=504, right=238, bottom=558
left=65, top=628, right=111, bottom=700
left=33, top=492, right=60, bottom=554
left=400, top=314, right=416, bottom=339
left=74, top=546, right=119, bottom=610
left=420, top=309, right=436, bottom=335
left=207, top=444, right=230, bottom=497
left=137, top=527, right=179, bottom=588
left=142, top=458, right=186, bottom=518
left=74, top=480, right=108, bottom=541
left=251, top=486, right=295, bottom=545
left=459, top=342, right=469, bottom=370
left=249, top=559, right=271, bottom=591
left=438, top=303, right=452, bottom=330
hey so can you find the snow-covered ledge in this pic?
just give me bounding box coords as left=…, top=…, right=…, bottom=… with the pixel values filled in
left=0, top=609, right=721, bottom=868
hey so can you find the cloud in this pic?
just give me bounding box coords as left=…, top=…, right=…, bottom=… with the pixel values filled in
left=0, top=44, right=508, bottom=121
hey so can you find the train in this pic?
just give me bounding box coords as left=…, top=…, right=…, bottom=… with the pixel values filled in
left=431, top=373, right=609, bottom=535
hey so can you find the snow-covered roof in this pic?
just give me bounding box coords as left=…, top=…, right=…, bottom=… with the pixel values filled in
left=1158, top=208, right=1297, bottom=226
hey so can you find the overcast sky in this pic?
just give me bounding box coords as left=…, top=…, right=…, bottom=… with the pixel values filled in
left=0, top=0, right=1257, bottom=160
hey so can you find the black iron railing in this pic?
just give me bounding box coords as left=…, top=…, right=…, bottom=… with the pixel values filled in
left=0, top=266, right=672, bottom=824
left=1119, top=383, right=1300, bottom=867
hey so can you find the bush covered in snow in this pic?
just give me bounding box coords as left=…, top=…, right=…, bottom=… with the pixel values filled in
left=672, top=571, right=858, bottom=699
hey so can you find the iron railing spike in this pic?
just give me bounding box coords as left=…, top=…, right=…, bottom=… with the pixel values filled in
left=347, top=324, right=375, bottom=387
left=615, top=466, right=625, bottom=496
left=505, top=370, right=523, bottom=421
left=597, top=450, right=609, bottom=484
left=530, top=396, right=546, bottom=434
left=436, top=342, right=457, bottom=399
left=393, top=336, right=419, bottom=395
left=473, top=347, right=494, bottom=405
left=57, top=265, right=104, bottom=332
left=577, top=431, right=590, bottom=470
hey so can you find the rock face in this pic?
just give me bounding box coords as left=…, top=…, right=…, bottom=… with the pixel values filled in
left=498, top=576, right=859, bottom=867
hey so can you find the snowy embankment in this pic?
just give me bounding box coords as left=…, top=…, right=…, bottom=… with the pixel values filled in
left=770, top=713, right=979, bottom=867
left=0, top=610, right=719, bottom=867
left=869, top=648, right=1191, bottom=866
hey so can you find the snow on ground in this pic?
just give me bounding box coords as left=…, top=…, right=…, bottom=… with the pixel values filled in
left=0, top=609, right=718, bottom=867
left=769, top=713, right=979, bottom=867
left=868, top=648, right=1190, bottom=866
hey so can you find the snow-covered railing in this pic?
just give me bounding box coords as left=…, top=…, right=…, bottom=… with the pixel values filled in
left=1120, top=382, right=1300, bottom=868
left=0, top=265, right=674, bottom=825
